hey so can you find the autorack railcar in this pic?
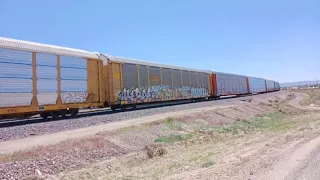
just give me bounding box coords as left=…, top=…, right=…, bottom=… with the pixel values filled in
left=211, top=72, right=249, bottom=96
left=0, top=37, right=108, bottom=119
left=274, top=81, right=281, bottom=91
left=248, top=76, right=267, bottom=94
left=265, top=79, right=276, bottom=92
left=102, top=55, right=213, bottom=110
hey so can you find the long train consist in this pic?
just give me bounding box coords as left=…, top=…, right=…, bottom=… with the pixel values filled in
left=0, top=37, right=280, bottom=119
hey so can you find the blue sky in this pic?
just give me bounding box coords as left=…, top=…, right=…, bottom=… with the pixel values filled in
left=1, top=0, right=319, bottom=83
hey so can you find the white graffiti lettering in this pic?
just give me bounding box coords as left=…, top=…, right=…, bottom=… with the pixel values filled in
left=118, top=86, right=208, bottom=104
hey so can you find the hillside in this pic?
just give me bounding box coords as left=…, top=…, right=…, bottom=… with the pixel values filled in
left=281, top=80, right=319, bottom=87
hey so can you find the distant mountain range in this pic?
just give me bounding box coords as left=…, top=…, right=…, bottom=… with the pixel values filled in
left=280, top=80, right=320, bottom=87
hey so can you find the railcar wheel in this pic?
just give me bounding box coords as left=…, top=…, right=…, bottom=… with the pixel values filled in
left=60, top=110, right=67, bottom=118
left=70, top=109, right=79, bottom=117
left=51, top=111, right=59, bottom=119
left=121, top=106, right=127, bottom=112
left=40, top=113, right=49, bottom=120
left=111, top=106, right=117, bottom=111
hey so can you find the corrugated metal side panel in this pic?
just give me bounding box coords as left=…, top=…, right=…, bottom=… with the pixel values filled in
left=36, top=53, right=58, bottom=105
left=122, top=63, right=138, bottom=89
left=212, top=73, right=218, bottom=96
left=61, top=80, right=87, bottom=92
left=181, top=70, right=190, bottom=99
left=61, top=68, right=87, bottom=80
left=139, top=65, right=148, bottom=88
left=60, top=56, right=87, bottom=68
left=103, top=66, right=109, bottom=103
left=98, top=60, right=105, bottom=103
left=182, top=70, right=189, bottom=87
left=216, top=73, right=247, bottom=95
left=162, top=68, right=171, bottom=86
left=277, top=82, right=280, bottom=89
left=190, top=71, right=197, bottom=87
left=266, top=80, right=275, bottom=91
left=172, top=69, right=181, bottom=88
left=61, top=92, right=88, bottom=104
left=36, top=53, right=57, bottom=66
left=0, top=93, right=33, bottom=107
left=61, top=81, right=88, bottom=103
left=232, top=76, right=236, bottom=93
left=86, top=60, right=100, bottom=103
left=37, top=66, right=57, bottom=79
left=197, top=72, right=202, bottom=87
left=240, top=76, right=248, bottom=94
left=110, top=63, right=122, bottom=104
left=0, top=78, right=32, bottom=93
left=60, top=56, right=88, bottom=103
left=0, top=48, right=33, bottom=107
left=37, top=79, right=58, bottom=92
left=0, top=63, right=32, bottom=78
left=0, top=48, right=32, bottom=64
left=249, top=77, right=266, bottom=93
left=276, top=82, right=280, bottom=89
left=216, top=74, right=221, bottom=95
left=202, top=73, right=209, bottom=89
left=107, top=55, right=211, bottom=74
left=149, top=66, right=161, bottom=86
left=216, top=73, right=223, bottom=95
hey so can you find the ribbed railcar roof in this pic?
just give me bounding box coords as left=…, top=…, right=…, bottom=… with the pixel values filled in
left=0, top=37, right=99, bottom=59
left=213, top=71, right=247, bottom=77
left=103, top=54, right=212, bottom=74
left=248, top=76, right=265, bottom=80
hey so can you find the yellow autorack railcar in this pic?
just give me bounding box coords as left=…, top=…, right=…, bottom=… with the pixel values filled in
left=101, top=55, right=212, bottom=111
left=0, top=37, right=107, bottom=119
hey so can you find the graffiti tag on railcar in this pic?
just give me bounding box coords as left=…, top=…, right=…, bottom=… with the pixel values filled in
left=62, top=92, right=88, bottom=103
left=118, top=86, right=208, bottom=104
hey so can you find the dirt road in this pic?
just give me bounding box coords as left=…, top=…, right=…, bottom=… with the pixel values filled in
left=286, top=145, right=320, bottom=180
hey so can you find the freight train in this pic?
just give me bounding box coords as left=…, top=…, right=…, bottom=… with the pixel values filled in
left=0, top=37, right=280, bottom=120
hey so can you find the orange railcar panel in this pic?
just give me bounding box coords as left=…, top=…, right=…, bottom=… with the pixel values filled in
left=211, top=73, right=218, bottom=96
left=98, top=60, right=105, bottom=103
left=107, top=62, right=122, bottom=104
left=87, top=59, right=100, bottom=103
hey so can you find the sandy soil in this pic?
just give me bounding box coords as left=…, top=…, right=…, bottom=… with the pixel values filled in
left=58, top=90, right=320, bottom=180
left=2, top=90, right=320, bottom=180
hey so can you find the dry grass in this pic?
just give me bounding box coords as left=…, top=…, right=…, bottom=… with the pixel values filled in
left=298, top=89, right=320, bottom=106
left=145, top=143, right=169, bottom=158
left=56, top=96, right=320, bottom=180
left=59, top=112, right=320, bottom=180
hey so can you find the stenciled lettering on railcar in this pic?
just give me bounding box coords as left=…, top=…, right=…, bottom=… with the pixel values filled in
left=151, top=75, right=160, bottom=82
left=117, top=86, right=209, bottom=104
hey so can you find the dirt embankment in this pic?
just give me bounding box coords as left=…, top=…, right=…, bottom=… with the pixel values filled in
left=1, top=91, right=320, bottom=180
left=294, top=89, right=320, bottom=108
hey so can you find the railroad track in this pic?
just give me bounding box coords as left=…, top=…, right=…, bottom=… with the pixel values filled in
left=0, top=94, right=251, bottom=128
